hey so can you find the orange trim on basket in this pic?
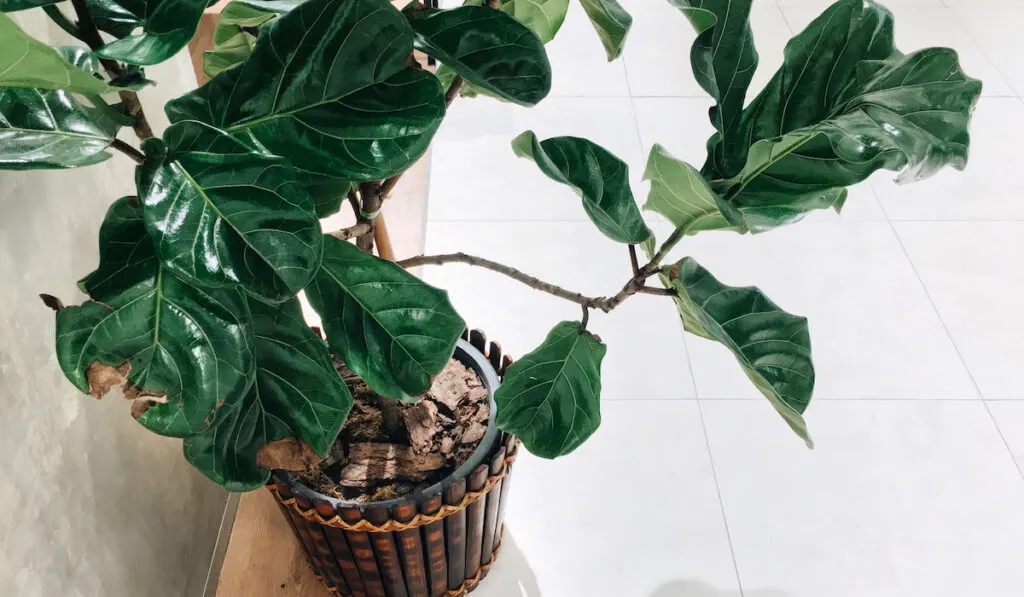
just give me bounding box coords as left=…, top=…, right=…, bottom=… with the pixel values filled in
left=269, top=441, right=519, bottom=532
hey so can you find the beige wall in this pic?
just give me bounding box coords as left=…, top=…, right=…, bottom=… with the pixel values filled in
left=0, top=12, right=228, bottom=597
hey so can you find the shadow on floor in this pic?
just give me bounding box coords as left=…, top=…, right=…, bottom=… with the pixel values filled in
left=483, top=530, right=542, bottom=597
left=650, top=580, right=793, bottom=597
left=483, top=530, right=790, bottom=597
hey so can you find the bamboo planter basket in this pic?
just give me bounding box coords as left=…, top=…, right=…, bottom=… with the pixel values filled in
left=268, top=330, right=519, bottom=597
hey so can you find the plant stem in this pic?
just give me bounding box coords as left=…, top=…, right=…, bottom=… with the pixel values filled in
left=110, top=138, right=145, bottom=164
left=445, top=75, right=464, bottom=106
left=642, top=225, right=686, bottom=275
left=68, top=0, right=154, bottom=140
left=628, top=244, right=640, bottom=275
left=330, top=222, right=373, bottom=241
left=581, top=305, right=590, bottom=329
left=44, top=4, right=78, bottom=37
left=397, top=252, right=677, bottom=313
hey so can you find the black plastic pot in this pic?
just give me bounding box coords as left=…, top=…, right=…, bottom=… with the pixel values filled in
left=269, top=332, right=519, bottom=597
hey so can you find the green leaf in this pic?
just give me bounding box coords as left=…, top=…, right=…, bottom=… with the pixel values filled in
left=405, top=5, right=551, bottom=106
left=0, top=0, right=61, bottom=11
left=512, top=130, right=651, bottom=244
left=306, top=235, right=466, bottom=402
left=0, top=86, right=119, bottom=170
left=664, top=257, right=814, bottom=446
left=302, top=174, right=351, bottom=219
left=166, top=0, right=446, bottom=181
left=53, top=46, right=99, bottom=73
left=184, top=296, right=353, bottom=492
left=136, top=120, right=323, bottom=302
left=0, top=14, right=116, bottom=94
left=57, top=197, right=254, bottom=437
left=87, top=0, right=146, bottom=38
left=643, top=144, right=743, bottom=235
left=96, top=0, right=208, bottom=66
left=203, top=29, right=257, bottom=78
left=494, top=320, right=605, bottom=459
left=577, top=0, right=631, bottom=60
left=667, top=0, right=757, bottom=179
left=202, top=1, right=277, bottom=77
left=498, top=0, right=568, bottom=43
left=717, top=0, right=981, bottom=231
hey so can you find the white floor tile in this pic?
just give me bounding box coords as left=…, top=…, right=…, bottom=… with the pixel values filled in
left=781, top=4, right=1014, bottom=97
left=423, top=221, right=697, bottom=399
left=473, top=401, right=739, bottom=597
left=632, top=98, right=887, bottom=222
left=953, top=8, right=1024, bottom=95
left=779, top=0, right=945, bottom=7
left=661, top=222, right=977, bottom=399
left=870, top=98, right=1024, bottom=221
left=428, top=97, right=646, bottom=222
left=702, top=399, right=1024, bottom=597
left=894, top=222, right=1024, bottom=399
left=624, top=0, right=791, bottom=98
left=544, top=0, right=631, bottom=97
left=986, top=401, right=1024, bottom=475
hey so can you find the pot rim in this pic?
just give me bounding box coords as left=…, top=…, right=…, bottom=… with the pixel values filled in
left=274, top=337, right=501, bottom=510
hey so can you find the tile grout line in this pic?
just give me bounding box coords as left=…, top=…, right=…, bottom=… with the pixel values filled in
left=881, top=215, right=1024, bottom=480
left=942, top=4, right=1024, bottom=98
left=696, top=398, right=747, bottom=597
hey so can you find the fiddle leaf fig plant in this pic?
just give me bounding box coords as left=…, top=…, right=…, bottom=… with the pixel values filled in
left=1, top=0, right=979, bottom=491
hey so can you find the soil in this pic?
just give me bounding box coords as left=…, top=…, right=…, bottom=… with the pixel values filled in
left=297, top=357, right=491, bottom=503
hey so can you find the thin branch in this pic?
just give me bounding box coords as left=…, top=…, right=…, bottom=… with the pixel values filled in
left=638, top=286, right=675, bottom=296
left=330, top=222, right=373, bottom=241
left=580, top=305, right=590, bottom=329
left=43, top=4, right=78, bottom=37
left=628, top=244, right=640, bottom=275
left=69, top=0, right=153, bottom=140
left=110, top=138, right=145, bottom=164
left=445, top=75, right=464, bottom=106
left=642, top=225, right=685, bottom=276
left=398, top=252, right=676, bottom=313
left=398, top=253, right=610, bottom=310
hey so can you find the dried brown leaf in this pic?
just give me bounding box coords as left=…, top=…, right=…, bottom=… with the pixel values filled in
left=256, top=437, right=323, bottom=471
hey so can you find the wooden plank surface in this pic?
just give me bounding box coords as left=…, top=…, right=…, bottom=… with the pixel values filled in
left=215, top=490, right=331, bottom=597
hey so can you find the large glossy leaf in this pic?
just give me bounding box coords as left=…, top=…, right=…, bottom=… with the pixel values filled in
left=0, top=14, right=116, bottom=94
left=0, top=86, right=119, bottom=170
left=405, top=5, right=551, bottom=106
left=87, top=0, right=146, bottom=38
left=494, top=320, right=605, bottom=459
left=0, top=0, right=61, bottom=10
left=497, top=0, right=568, bottom=43
left=306, top=235, right=466, bottom=402
left=184, top=297, right=353, bottom=491
left=715, top=0, right=981, bottom=231
left=303, top=174, right=351, bottom=219
left=578, top=0, right=631, bottom=60
left=512, top=130, right=651, bottom=244
left=136, top=120, right=322, bottom=302
left=96, top=0, right=208, bottom=66
left=643, top=144, right=742, bottom=236
left=202, top=1, right=276, bottom=78
left=57, top=197, right=254, bottom=437
left=667, top=0, right=757, bottom=178
left=166, top=0, right=446, bottom=181
left=464, top=0, right=569, bottom=44
left=664, top=257, right=814, bottom=446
